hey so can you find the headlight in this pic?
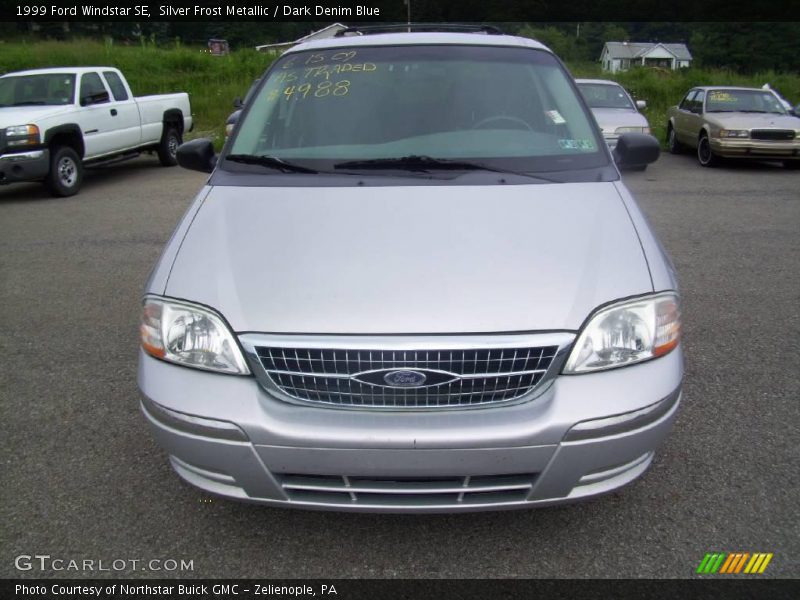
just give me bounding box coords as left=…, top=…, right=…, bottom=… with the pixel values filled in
left=5, top=124, right=40, bottom=147
left=140, top=296, right=250, bottom=375
left=563, top=292, right=680, bottom=374
left=615, top=126, right=650, bottom=134
left=719, top=129, right=749, bottom=138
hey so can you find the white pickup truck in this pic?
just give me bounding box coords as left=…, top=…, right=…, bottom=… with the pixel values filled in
left=0, top=67, right=192, bottom=196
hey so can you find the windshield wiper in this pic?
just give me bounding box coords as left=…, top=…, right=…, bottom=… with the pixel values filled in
left=10, top=101, right=47, bottom=106
left=225, top=154, right=318, bottom=174
left=334, top=155, right=561, bottom=182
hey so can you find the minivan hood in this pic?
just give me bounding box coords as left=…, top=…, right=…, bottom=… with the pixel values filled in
left=0, top=105, right=73, bottom=127
left=165, top=182, right=653, bottom=334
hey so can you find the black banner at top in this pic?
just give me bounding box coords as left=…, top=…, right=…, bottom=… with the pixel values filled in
left=0, top=0, right=796, bottom=22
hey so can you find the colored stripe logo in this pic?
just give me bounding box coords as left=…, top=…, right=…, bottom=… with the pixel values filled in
left=696, top=552, right=773, bottom=574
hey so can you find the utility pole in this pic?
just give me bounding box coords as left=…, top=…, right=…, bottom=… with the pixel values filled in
left=404, top=0, right=411, bottom=32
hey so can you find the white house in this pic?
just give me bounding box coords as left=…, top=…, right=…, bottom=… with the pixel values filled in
left=600, top=42, right=692, bottom=73
left=255, top=23, right=348, bottom=53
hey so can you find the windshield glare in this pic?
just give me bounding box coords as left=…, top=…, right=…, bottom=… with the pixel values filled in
left=0, top=74, right=76, bottom=107
left=578, top=83, right=634, bottom=110
left=706, top=89, right=786, bottom=113
left=228, top=45, right=607, bottom=173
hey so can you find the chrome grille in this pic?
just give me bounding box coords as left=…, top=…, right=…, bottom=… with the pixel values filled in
left=252, top=345, right=558, bottom=408
left=278, top=473, right=536, bottom=506
left=750, top=129, right=795, bottom=141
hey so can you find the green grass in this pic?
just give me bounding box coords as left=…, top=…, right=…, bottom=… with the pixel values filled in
left=1, top=39, right=798, bottom=150
left=0, top=39, right=273, bottom=147
left=569, top=62, right=800, bottom=145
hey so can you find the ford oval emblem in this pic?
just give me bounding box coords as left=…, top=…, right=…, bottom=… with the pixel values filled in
left=383, top=370, right=427, bottom=387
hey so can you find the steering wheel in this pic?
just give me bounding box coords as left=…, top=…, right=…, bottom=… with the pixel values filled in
left=471, top=115, right=534, bottom=131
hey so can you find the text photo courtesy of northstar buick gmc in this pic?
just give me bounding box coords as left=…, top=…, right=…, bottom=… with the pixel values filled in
left=138, top=26, right=681, bottom=512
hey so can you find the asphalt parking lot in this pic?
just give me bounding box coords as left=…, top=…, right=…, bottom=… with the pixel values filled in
left=1, top=153, right=798, bottom=579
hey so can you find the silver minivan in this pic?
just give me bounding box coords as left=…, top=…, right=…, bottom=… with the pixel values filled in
left=139, top=27, right=680, bottom=512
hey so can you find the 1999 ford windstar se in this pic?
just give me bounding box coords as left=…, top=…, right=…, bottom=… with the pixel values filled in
left=138, top=26, right=682, bottom=512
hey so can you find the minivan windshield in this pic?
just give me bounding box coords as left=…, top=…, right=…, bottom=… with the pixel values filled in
left=227, top=45, right=607, bottom=174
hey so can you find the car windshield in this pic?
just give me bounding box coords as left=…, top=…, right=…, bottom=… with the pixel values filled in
left=706, top=89, right=787, bottom=114
left=227, top=44, right=607, bottom=174
left=0, top=74, right=76, bottom=106
left=578, top=82, right=634, bottom=110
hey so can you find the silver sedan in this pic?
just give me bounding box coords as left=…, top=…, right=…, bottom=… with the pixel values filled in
left=577, top=79, right=651, bottom=153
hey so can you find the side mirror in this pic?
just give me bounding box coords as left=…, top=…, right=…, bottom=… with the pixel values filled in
left=176, top=138, right=217, bottom=173
left=233, top=97, right=243, bottom=109
left=613, top=132, right=660, bottom=169
left=81, top=91, right=110, bottom=106
left=225, top=110, right=241, bottom=138
left=636, top=99, right=647, bottom=110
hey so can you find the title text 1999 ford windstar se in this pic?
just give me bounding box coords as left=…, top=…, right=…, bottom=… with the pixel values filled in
left=138, top=26, right=681, bottom=512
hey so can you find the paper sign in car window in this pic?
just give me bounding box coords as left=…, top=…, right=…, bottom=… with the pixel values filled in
left=545, top=110, right=566, bottom=124
left=709, top=91, right=735, bottom=102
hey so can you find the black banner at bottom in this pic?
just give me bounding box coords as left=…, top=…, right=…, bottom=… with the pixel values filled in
left=3, top=579, right=799, bottom=600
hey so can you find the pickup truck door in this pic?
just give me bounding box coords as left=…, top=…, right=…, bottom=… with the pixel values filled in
left=74, top=71, right=120, bottom=158
left=101, top=70, right=141, bottom=150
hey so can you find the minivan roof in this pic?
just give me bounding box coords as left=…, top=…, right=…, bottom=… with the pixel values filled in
left=288, top=32, right=552, bottom=55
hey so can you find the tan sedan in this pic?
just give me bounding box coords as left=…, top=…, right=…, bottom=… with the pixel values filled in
left=666, top=86, right=800, bottom=168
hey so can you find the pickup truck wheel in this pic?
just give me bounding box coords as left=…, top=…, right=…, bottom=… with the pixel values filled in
left=667, top=127, right=683, bottom=154
left=45, top=146, right=83, bottom=197
left=157, top=127, right=181, bottom=166
left=697, top=134, right=718, bottom=167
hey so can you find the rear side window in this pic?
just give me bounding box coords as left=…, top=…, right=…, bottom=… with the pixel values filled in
left=79, top=72, right=109, bottom=105
left=103, top=71, right=129, bottom=101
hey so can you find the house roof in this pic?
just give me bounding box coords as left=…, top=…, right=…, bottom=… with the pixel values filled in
left=604, top=42, right=692, bottom=61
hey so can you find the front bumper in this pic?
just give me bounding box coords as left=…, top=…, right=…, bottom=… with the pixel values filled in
left=0, top=149, right=50, bottom=184
left=138, top=348, right=683, bottom=512
left=710, top=138, right=800, bottom=159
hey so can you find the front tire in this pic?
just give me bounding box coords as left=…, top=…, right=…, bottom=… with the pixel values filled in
left=667, top=126, right=683, bottom=154
left=697, top=134, right=718, bottom=167
left=45, top=146, right=83, bottom=197
left=157, top=126, right=181, bottom=166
